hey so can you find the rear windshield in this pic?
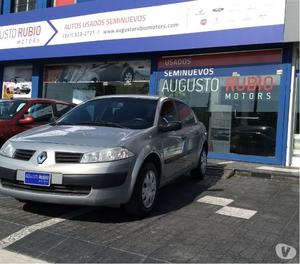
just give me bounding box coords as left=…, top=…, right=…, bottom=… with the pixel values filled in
left=56, top=97, right=158, bottom=129
left=0, top=100, right=27, bottom=120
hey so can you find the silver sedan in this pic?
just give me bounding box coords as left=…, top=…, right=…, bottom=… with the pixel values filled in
left=0, top=95, right=207, bottom=217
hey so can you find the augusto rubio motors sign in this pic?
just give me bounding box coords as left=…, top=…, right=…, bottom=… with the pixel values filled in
left=0, top=0, right=286, bottom=50
left=159, top=68, right=276, bottom=101
left=157, top=52, right=282, bottom=103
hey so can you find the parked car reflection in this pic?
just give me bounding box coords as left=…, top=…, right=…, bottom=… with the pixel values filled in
left=230, top=126, right=276, bottom=156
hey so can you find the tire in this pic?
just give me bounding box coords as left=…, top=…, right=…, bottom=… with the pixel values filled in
left=124, top=162, right=158, bottom=218
left=16, top=199, right=34, bottom=204
left=191, top=146, right=207, bottom=180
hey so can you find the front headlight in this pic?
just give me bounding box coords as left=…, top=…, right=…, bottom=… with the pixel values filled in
left=81, top=147, right=134, bottom=163
left=0, top=141, right=15, bottom=158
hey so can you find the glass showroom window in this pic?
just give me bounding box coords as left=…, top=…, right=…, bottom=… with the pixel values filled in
left=43, top=60, right=151, bottom=104
left=13, top=0, right=36, bottom=12
left=157, top=56, right=283, bottom=157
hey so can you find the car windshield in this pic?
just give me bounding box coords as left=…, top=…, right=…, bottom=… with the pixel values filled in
left=56, top=97, right=158, bottom=129
left=0, top=100, right=27, bottom=120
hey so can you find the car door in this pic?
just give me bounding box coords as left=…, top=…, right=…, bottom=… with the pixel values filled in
left=158, top=99, right=186, bottom=181
left=175, top=101, right=202, bottom=168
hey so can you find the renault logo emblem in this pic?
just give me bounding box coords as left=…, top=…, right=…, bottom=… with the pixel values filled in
left=37, top=151, right=47, bottom=164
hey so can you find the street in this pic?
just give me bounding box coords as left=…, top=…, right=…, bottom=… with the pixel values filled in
left=0, top=173, right=298, bottom=263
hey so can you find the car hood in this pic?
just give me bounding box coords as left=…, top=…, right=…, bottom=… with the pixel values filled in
left=12, top=125, right=142, bottom=148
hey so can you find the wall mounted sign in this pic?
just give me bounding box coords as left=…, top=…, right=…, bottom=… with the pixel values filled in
left=157, top=50, right=282, bottom=108
left=2, top=66, right=32, bottom=99
left=0, top=0, right=286, bottom=60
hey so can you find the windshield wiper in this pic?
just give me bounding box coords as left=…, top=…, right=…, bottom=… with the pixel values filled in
left=76, top=121, right=126, bottom=128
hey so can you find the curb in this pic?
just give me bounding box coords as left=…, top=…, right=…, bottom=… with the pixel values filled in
left=234, top=169, right=299, bottom=182
left=207, top=164, right=299, bottom=182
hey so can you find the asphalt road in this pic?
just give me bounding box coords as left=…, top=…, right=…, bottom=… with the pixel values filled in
left=0, top=172, right=298, bottom=263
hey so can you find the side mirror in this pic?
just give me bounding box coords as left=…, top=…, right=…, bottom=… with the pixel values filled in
left=159, top=121, right=182, bottom=132
left=17, top=116, right=34, bottom=125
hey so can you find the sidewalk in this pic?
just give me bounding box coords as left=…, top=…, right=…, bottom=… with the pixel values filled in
left=207, top=159, right=300, bottom=182
left=0, top=249, right=47, bottom=263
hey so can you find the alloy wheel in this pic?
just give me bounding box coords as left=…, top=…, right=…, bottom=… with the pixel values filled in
left=142, top=170, right=157, bottom=208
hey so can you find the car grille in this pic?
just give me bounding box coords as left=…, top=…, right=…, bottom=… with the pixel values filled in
left=55, top=152, right=83, bottom=163
left=1, top=179, right=91, bottom=196
left=13, top=149, right=36, bottom=161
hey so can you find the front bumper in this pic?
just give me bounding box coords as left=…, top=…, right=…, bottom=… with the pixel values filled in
left=0, top=156, right=136, bottom=206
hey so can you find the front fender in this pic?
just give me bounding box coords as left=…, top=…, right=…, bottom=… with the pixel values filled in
left=127, top=145, right=163, bottom=198
left=196, top=127, right=208, bottom=161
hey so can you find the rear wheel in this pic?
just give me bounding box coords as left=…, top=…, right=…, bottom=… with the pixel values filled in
left=124, top=162, right=158, bottom=218
left=16, top=199, right=36, bottom=204
left=191, top=147, right=207, bottom=180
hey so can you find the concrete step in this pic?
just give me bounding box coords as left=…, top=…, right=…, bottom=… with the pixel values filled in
left=207, top=159, right=299, bottom=182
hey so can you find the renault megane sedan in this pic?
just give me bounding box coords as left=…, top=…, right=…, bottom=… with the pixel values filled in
left=0, top=95, right=207, bottom=217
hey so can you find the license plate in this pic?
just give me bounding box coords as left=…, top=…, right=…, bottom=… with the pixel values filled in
left=24, top=172, right=51, bottom=187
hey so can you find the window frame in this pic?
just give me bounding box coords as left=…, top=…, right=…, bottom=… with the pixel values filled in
left=13, top=0, right=36, bottom=13
left=53, top=103, right=73, bottom=118
left=174, top=100, right=196, bottom=127
left=159, top=99, right=178, bottom=124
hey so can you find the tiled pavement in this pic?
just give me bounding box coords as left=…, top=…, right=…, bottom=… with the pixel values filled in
left=0, top=173, right=299, bottom=263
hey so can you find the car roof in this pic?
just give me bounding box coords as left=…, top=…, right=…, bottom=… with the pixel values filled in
left=90, top=95, right=187, bottom=105
left=91, top=95, right=162, bottom=101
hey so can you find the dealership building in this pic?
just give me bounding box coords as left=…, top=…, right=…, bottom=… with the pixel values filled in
left=0, top=0, right=299, bottom=166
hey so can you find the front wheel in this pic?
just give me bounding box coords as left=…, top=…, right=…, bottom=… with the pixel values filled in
left=191, top=147, right=207, bottom=180
left=124, top=162, right=158, bottom=218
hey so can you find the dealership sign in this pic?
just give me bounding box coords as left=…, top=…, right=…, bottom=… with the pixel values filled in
left=0, top=0, right=286, bottom=50
left=160, top=70, right=275, bottom=101
left=157, top=51, right=282, bottom=103
left=0, top=22, right=55, bottom=49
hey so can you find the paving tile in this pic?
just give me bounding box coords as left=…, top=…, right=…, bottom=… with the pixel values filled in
left=188, top=250, right=225, bottom=263
left=5, top=244, right=45, bottom=259
left=0, top=220, right=24, bottom=240
left=197, top=195, right=234, bottom=206
left=90, top=247, right=144, bottom=263
left=6, top=230, right=66, bottom=256
left=39, top=237, right=141, bottom=263
left=149, top=242, right=201, bottom=263
left=216, top=206, right=257, bottom=219
left=141, top=256, right=168, bottom=263
left=44, top=237, right=107, bottom=262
